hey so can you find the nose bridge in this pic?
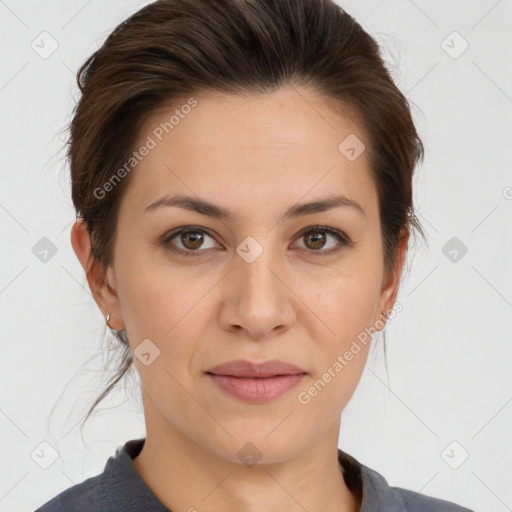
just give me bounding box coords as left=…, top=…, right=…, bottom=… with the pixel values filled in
left=236, top=234, right=281, bottom=300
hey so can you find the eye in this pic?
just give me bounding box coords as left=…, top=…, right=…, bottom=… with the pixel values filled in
left=162, top=225, right=352, bottom=258
left=162, top=226, right=219, bottom=257
left=292, top=225, right=351, bottom=255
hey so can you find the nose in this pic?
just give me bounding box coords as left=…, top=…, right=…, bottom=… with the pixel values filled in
left=219, top=242, right=296, bottom=339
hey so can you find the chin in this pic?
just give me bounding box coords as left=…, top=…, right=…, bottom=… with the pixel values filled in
left=196, top=423, right=309, bottom=466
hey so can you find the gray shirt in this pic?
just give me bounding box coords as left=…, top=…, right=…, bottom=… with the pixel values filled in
left=34, top=438, right=475, bottom=512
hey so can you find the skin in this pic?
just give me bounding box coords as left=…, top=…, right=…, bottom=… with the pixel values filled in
left=71, top=85, right=408, bottom=512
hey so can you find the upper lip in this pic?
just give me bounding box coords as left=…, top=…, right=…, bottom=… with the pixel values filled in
left=206, top=359, right=306, bottom=378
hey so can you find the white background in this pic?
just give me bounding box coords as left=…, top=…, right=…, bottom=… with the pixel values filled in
left=1, top=1, right=511, bottom=511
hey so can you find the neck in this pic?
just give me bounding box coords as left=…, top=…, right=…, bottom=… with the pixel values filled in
left=132, top=404, right=361, bottom=512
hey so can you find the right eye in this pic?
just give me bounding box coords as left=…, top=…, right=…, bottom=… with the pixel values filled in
left=162, top=226, right=219, bottom=257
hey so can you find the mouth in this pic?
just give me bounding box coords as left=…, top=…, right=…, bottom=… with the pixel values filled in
left=206, top=373, right=306, bottom=403
left=205, top=359, right=307, bottom=403
left=205, top=359, right=307, bottom=378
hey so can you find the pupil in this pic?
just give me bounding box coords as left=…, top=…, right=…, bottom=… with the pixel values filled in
left=183, top=232, right=203, bottom=249
left=307, top=232, right=325, bottom=250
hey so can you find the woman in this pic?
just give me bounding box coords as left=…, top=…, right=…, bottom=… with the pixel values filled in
left=35, top=0, right=474, bottom=510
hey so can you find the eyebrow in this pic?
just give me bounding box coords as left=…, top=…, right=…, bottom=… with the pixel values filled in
left=143, top=193, right=366, bottom=221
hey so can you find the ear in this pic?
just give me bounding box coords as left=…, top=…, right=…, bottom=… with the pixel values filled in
left=70, top=217, right=124, bottom=330
left=374, top=226, right=409, bottom=326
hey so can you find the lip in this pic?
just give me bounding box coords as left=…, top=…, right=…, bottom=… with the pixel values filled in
left=206, top=373, right=306, bottom=403
left=205, top=359, right=307, bottom=403
left=206, top=359, right=306, bottom=378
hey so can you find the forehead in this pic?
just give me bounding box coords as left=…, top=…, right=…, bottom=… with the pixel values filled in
left=118, top=86, right=378, bottom=224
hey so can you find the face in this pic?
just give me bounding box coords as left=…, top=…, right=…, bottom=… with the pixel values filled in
left=78, top=86, right=405, bottom=464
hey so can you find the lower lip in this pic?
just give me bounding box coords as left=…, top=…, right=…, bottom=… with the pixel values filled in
left=206, top=373, right=306, bottom=403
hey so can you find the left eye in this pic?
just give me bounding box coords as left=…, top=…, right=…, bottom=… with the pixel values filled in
left=162, top=225, right=350, bottom=257
left=294, top=226, right=349, bottom=254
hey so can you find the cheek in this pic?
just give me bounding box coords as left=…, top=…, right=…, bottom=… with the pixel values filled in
left=296, top=287, right=373, bottom=419
left=115, top=254, right=213, bottom=373
left=121, top=268, right=201, bottom=412
left=299, top=266, right=381, bottom=346
left=114, top=244, right=187, bottom=338
left=117, top=272, right=171, bottom=339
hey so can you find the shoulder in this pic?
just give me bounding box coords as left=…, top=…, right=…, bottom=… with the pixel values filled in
left=389, top=484, right=475, bottom=512
left=33, top=472, right=107, bottom=512
left=33, top=438, right=149, bottom=512
left=338, top=448, right=475, bottom=512
left=32, top=441, right=135, bottom=512
left=360, top=465, right=475, bottom=512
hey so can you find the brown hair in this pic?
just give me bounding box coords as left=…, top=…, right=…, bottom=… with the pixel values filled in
left=68, top=0, right=426, bottom=426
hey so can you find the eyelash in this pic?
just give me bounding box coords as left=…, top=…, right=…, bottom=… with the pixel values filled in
left=161, top=225, right=352, bottom=258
